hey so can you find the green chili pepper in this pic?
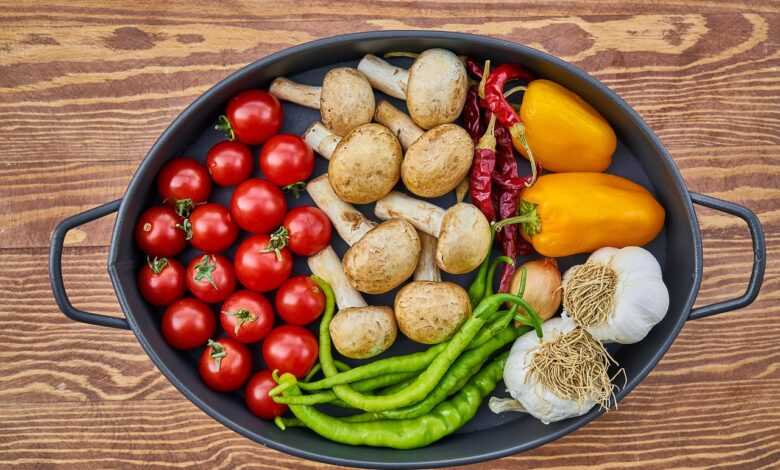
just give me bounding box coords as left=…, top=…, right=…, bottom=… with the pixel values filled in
left=303, top=360, right=351, bottom=383
left=321, top=293, right=529, bottom=412
left=467, top=254, right=512, bottom=307
left=378, top=376, right=415, bottom=395
left=344, top=326, right=526, bottom=422
left=275, top=352, right=509, bottom=449
left=274, top=371, right=417, bottom=405
left=485, top=256, right=513, bottom=297
left=279, top=295, right=522, bottom=396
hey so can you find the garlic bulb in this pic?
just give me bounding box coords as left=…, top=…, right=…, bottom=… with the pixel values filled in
left=562, top=246, right=669, bottom=344
left=497, top=316, right=611, bottom=424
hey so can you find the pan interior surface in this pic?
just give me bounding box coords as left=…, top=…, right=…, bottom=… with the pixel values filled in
left=107, top=32, right=698, bottom=468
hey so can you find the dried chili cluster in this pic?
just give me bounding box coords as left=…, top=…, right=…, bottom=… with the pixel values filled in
left=464, top=58, right=536, bottom=292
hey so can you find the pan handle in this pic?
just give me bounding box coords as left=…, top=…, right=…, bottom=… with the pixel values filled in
left=688, top=193, right=765, bottom=320
left=49, top=200, right=130, bottom=330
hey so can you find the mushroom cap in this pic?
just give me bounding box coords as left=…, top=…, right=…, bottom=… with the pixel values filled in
left=395, top=281, right=471, bottom=344
left=407, top=49, right=468, bottom=129
left=320, top=68, right=376, bottom=136
left=343, top=218, right=421, bottom=294
left=436, top=203, right=491, bottom=274
left=329, top=306, right=397, bottom=359
left=328, top=123, right=402, bottom=204
left=402, top=124, right=474, bottom=197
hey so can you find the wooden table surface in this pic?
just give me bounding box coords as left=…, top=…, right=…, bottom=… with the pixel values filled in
left=1, top=1, right=778, bottom=468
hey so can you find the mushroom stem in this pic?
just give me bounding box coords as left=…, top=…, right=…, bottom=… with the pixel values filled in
left=455, top=178, right=469, bottom=203
left=413, top=231, right=441, bottom=282
left=306, top=174, right=376, bottom=246
left=357, top=54, right=408, bottom=100
left=303, top=122, right=341, bottom=159
left=269, top=77, right=322, bottom=109
left=374, top=191, right=444, bottom=237
left=307, top=246, right=366, bottom=310
left=374, top=101, right=424, bottom=150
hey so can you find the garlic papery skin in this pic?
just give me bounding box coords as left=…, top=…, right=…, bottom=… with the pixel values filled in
left=502, top=316, right=597, bottom=424
left=563, top=246, right=669, bottom=344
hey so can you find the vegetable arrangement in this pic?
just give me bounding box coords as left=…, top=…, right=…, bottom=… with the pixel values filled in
left=134, top=48, right=671, bottom=450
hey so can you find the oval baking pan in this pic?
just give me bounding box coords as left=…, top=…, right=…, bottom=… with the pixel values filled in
left=49, top=31, right=766, bottom=468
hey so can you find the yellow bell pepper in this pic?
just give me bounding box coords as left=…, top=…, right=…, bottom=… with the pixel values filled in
left=496, top=173, right=665, bottom=257
left=519, top=79, right=617, bottom=173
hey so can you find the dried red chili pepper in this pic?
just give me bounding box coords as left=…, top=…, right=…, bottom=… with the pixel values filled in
left=469, top=114, right=498, bottom=222
left=482, top=64, right=538, bottom=185
left=493, top=124, right=534, bottom=292
left=465, top=57, right=484, bottom=79
left=464, top=87, right=485, bottom=142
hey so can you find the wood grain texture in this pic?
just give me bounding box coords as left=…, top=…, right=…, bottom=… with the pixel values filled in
left=0, top=0, right=778, bottom=468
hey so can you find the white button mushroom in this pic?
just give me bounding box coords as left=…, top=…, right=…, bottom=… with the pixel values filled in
left=396, top=225, right=470, bottom=344
left=394, top=281, right=471, bottom=344
left=270, top=68, right=375, bottom=136
left=374, top=100, right=474, bottom=198
left=375, top=191, right=491, bottom=275
left=307, top=246, right=397, bottom=359
left=306, top=176, right=421, bottom=294
left=358, top=49, right=468, bottom=129
left=304, top=122, right=402, bottom=204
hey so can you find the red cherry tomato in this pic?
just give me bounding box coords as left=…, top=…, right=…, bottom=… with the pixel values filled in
left=137, top=257, right=186, bottom=306
left=206, top=141, right=253, bottom=187
left=259, top=134, right=314, bottom=187
left=220, top=290, right=274, bottom=343
left=161, top=298, right=215, bottom=350
left=217, top=90, right=282, bottom=145
left=230, top=179, right=287, bottom=234
left=134, top=206, right=187, bottom=257
left=275, top=276, right=326, bottom=326
left=262, top=325, right=318, bottom=379
left=281, top=206, right=332, bottom=256
left=186, top=254, right=236, bottom=303
left=245, top=369, right=288, bottom=419
left=199, top=338, right=251, bottom=392
left=188, top=203, right=238, bottom=253
left=263, top=325, right=319, bottom=379
left=157, top=158, right=212, bottom=216
left=234, top=234, right=293, bottom=293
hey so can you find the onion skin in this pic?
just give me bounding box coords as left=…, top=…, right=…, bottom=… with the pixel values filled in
left=510, top=258, right=561, bottom=320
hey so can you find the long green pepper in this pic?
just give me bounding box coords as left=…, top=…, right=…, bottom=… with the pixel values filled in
left=320, top=293, right=530, bottom=412
left=344, top=326, right=527, bottom=422
left=273, top=371, right=417, bottom=405
left=275, top=352, right=509, bottom=449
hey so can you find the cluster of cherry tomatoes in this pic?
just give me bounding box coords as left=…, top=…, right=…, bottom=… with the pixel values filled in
left=134, top=89, right=332, bottom=419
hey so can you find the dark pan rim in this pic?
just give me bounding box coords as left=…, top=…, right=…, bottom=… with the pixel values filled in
left=107, top=30, right=703, bottom=468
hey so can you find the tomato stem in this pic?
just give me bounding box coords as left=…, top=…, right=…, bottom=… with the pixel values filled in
left=262, top=226, right=288, bottom=262
left=147, top=256, right=168, bottom=274
left=176, top=218, right=193, bottom=240
left=193, top=255, right=218, bottom=289
left=283, top=181, right=306, bottom=199
left=207, top=339, right=227, bottom=370
left=214, top=115, right=235, bottom=141
left=174, top=198, right=194, bottom=218
left=228, top=308, right=256, bottom=336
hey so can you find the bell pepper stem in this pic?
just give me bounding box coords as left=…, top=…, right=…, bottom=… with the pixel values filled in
left=493, top=201, right=541, bottom=238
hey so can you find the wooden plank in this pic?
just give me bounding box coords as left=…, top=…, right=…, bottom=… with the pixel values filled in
left=0, top=12, right=777, bottom=164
